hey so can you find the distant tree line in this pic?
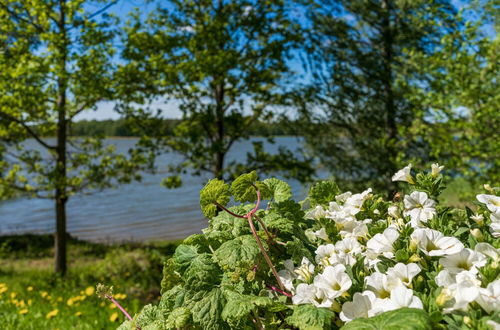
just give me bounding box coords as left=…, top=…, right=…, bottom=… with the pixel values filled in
left=67, top=118, right=299, bottom=137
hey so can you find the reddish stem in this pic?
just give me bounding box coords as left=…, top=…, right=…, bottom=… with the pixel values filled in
left=253, top=214, right=274, bottom=242
left=266, top=284, right=293, bottom=298
left=105, top=294, right=140, bottom=329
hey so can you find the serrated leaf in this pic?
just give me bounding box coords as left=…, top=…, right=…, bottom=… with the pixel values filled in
left=159, top=285, right=188, bottom=312
left=222, top=291, right=275, bottom=328
left=214, top=235, right=262, bottom=270
left=262, top=178, right=292, bottom=202
left=231, top=171, right=259, bottom=202
left=263, top=212, right=295, bottom=235
left=191, top=288, right=229, bottom=330
left=172, top=244, right=199, bottom=272
left=184, top=253, right=221, bottom=290
left=341, top=308, right=431, bottom=330
left=165, top=307, right=191, bottom=329
left=286, top=304, right=335, bottom=330
left=309, top=180, right=340, bottom=207
left=200, top=179, right=231, bottom=218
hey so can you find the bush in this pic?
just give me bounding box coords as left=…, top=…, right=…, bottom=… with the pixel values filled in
left=119, top=165, right=500, bottom=329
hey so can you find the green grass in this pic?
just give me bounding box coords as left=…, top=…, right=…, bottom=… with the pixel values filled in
left=0, top=235, right=179, bottom=329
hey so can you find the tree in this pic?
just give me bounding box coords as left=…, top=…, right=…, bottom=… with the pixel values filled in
left=117, top=0, right=314, bottom=187
left=299, top=0, right=458, bottom=192
left=408, top=4, right=499, bottom=189
left=0, top=0, right=147, bottom=275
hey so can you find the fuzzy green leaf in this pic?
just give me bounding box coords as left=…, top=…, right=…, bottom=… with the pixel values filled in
left=191, top=288, right=229, bottom=330
left=222, top=291, right=275, bottom=328
left=231, top=171, right=258, bottom=202
left=262, top=178, right=292, bottom=202
left=308, top=180, right=340, bottom=207
left=200, top=179, right=231, bottom=218
left=165, top=307, right=191, bottom=329
left=184, top=253, right=221, bottom=290
left=214, top=235, right=262, bottom=270
left=341, top=308, right=432, bottom=330
left=172, top=244, right=199, bottom=272
left=286, top=304, right=336, bottom=330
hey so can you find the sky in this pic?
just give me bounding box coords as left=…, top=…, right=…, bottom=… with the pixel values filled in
left=77, top=0, right=495, bottom=121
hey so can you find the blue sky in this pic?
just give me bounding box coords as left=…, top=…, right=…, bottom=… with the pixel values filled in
left=78, top=0, right=495, bottom=121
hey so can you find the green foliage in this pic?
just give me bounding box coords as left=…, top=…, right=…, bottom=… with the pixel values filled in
left=200, top=179, right=231, bottom=218
left=286, top=304, right=336, bottom=330
left=117, top=0, right=314, bottom=185
left=231, top=171, right=259, bottom=203
left=262, top=178, right=292, bottom=202
left=341, top=308, right=431, bottom=330
left=308, top=180, right=340, bottom=207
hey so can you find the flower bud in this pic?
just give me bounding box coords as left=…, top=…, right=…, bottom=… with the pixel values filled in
left=408, top=253, right=421, bottom=263
left=470, top=214, right=484, bottom=226
left=431, top=163, right=444, bottom=178
left=463, top=316, right=472, bottom=326
left=436, top=289, right=452, bottom=306
left=484, top=184, right=493, bottom=192
left=470, top=228, right=483, bottom=241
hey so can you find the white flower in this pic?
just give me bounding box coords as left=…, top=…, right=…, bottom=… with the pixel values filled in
left=441, top=271, right=481, bottom=312
left=470, top=213, right=484, bottom=225
left=386, top=263, right=421, bottom=287
left=278, top=259, right=297, bottom=292
left=439, top=248, right=487, bottom=274
left=292, top=283, right=316, bottom=305
left=344, top=188, right=372, bottom=210
left=475, top=243, right=500, bottom=265
left=431, top=163, right=444, bottom=177
left=476, top=280, right=500, bottom=313
left=411, top=228, right=464, bottom=257
left=365, top=272, right=392, bottom=298
left=315, top=244, right=336, bottom=266
left=491, top=220, right=500, bottom=238
left=403, top=191, right=437, bottom=227
left=435, top=269, right=455, bottom=287
left=370, top=286, right=423, bottom=315
left=366, top=227, right=399, bottom=258
left=294, top=257, right=315, bottom=283
left=387, top=205, right=399, bottom=218
left=487, top=320, right=500, bottom=330
left=392, top=164, right=414, bottom=184
left=333, top=238, right=363, bottom=267
left=340, top=291, right=377, bottom=322
left=314, top=264, right=352, bottom=300
left=335, top=192, right=352, bottom=203
left=312, top=227, right=329, bottom=241
left=477, top=194, right=500, bottom=213
left=305, top=205, right=326, bottom=220
left=339, top=220, right=370, bottom=239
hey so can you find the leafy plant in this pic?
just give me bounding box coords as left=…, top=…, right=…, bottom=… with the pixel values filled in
left=118, top=165, right=500, bottom=329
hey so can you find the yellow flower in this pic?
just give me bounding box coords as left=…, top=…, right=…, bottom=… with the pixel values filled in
left=114, top=293, right=127, bottom=300
left=27, top=286, right=33, bottom=292
left=46, top=309, right=59, bottom=319
left=19, top=309, right=28, bottom=315
left=57, top=297, right=63, bottom=302
left=67, top=298, right=74, bottom=306
left=0, top=286, right=7, bottom=294
left=41, top=291, right=48, bottom=298
left=85, top=286, right=95, bottom=296
left=10, top=292, right=16, bottom=299
left=100, top=302, right=105, bottom=307
left=28, top=299, right=32, bottom=306
left=109, top=303, right=117, bottom=309
left=109, top=312, right=119, bottom=322
left=75, top=312, right=82, bottom=317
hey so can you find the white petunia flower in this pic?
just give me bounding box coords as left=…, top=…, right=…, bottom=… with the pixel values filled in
left=477, top=194, right=500, bottom=213
left=366, top=227, right=399, bottom=259
left=441, top=271, right=481, bottom=312
left=439, top=248, right=487, bottom=275
left=431, top=163, right=444, bottom=177
left=386, top=263, right=421, bottom=287
left=340, top=291, right=377, bottom=322
left=476, top=280, right=500, bottom=313
left=365, top=272, right=392, bottom=298
left=403, top=191, right=437, bottom=227
left=305, top=205, right=326, bottom=220
left=314, top=264, right=352, bottom=300
left=487, top=320, right=500, bottom=330
left=475, top=243, right=500, bottom=265
left=292, top=283, right=316, bottom=305
left=387, top=205, right=399, bottom=218
left=490, top=211, right=500, bottom=238
left=278, top=259, right=297, bottom=292
left=392, top=164, right=414, bottom=184
left=411, top=228, right=464, bottom=257
left=370, top=286, right=423, bottom=315
left=344, top=188, right=372, bottom=210
left=470, top=213, right=484, bottom=225
left=294, top=257, right=315, bottom=283
left=315, top=244, right=336, bottom=266
left=339, top=220, right=370, bottom=239
left=335, top=191, right=352, bottom=203
left=312, top=227, right=329, bottom=241
left=333, top=238, right=363, bottom=267
left=435, top=269, right=455, bottom=287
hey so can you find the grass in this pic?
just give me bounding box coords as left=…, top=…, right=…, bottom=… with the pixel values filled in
left=0, top=234, right=180, bottom=329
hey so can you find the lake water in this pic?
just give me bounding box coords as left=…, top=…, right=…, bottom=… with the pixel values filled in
left=0, top=137, right=311, bottom=242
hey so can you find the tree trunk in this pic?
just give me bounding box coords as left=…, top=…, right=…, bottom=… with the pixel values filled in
left=54, top=0, right=68, bottom=276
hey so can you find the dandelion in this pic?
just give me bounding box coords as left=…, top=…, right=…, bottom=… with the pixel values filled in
left=85, top=286, right=95, bottom=296
left=10, top=292, right=16, bottom=299
left=19, top=308, right=28, bottom=315
left=46, top=309, right=59, bottom=319
left=75, top=311, right=82, bottom=317
left=109, top=312, right=119, bottom=322
left=26, top=286, right=33, bottom=292
left=40, top=291, right=48, bottom=298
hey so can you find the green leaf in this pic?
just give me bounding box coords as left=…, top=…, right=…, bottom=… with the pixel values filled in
left=200, top=179, right=231, bottom=218
left=214, top=235, right=262, bottom=270
left=341, top=308, right=432, bottom=330
left=308, top=180, right=340, bottom=207
left=184, top=253, right=221, bottom=290
left=172, top=244, right=199, bottom=272
left=165, top=307, right=191, bottom=329
left=263, top=212, right=295, bottom=235
left=191, top=288, right=229, bottom=330
left=262, top=178, right=292, bottom=202
left=222, top=291, right=274, bottom=328
left=231, top=171, right=258, bottom=202
left=286, top=304, right=336, bottom=330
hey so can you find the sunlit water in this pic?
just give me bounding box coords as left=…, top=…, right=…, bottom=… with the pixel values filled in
left=0, top=137, right=311, bottom=242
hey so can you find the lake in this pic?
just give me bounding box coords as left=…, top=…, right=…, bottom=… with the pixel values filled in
left=0, top=137, right=311, bottom=242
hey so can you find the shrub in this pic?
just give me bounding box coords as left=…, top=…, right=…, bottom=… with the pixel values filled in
left=116, top=165, right=499, bottom=329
